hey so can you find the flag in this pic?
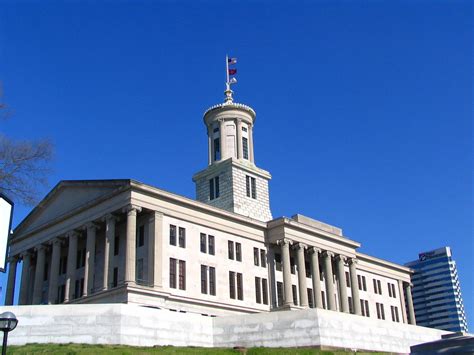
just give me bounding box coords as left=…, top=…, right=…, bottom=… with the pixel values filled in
left=229, top=77, right=237, bottom=84
left=228, top=68, right=237, bottom=75
left=228, top=57, right=237, bottom=65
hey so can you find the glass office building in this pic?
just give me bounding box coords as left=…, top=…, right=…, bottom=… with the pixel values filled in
left=405, top=247, right=468, bottom=332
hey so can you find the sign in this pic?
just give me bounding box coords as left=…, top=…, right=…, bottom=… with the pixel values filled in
left=0, top=193, right=14, bottom=273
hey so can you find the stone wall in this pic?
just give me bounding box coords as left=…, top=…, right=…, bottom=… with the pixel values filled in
left=1, top=304, right=447, bottom=353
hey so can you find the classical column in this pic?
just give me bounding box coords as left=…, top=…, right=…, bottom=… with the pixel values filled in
left=64, top=231, right=78, bottom=302
left=103, top=214, right=116, bottom=291
left=5, top=256, right=18, bottom=305
left=207, top=125, right=213, bottom=164
left=295, top=243, right=309, bottom=308
left=236, top=119, right=243, bottom=159
left=32, top=245, right=46, bottom=304
left=348, top=258, right=361, bottom=315
left=404, top=282, right=416, bottom=325
left=248, top=125, right=254, bottom=163
left=322, top=251, right=336, bottom=311
left=19, top=252, right=31, bottom=305
left=47, top=238, right=61, bottom=304
left=278, top=238, right=293, bottom=306
left=398, top=279, right=408, bottom=323
left=309, top=247, right=323, bottom=308
left=335, top=255, right=349, bottom=313
left=148, top=211, right=163, bottom=287
left=219, top=119, right=226, bottom=160
left=124, top=204, right=141, bottom=285
left=83, top=223, right=98, bottom=297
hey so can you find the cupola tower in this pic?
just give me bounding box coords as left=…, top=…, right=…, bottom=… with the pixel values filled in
left=192, top=58, right=272, bottom=222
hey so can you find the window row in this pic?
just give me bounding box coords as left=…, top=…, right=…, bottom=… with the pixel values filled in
left=387, top=282, right=397, bottom=298
left=201, top=265, right=216, bottom=295
left=246, top=175, right=257, bottom=199
left=376, top=302, right=385, bottom=320
left=373, top=279, right=383, bottom=295
left=255, top=277, right=269, bottom=305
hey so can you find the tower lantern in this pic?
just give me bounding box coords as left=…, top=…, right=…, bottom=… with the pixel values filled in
left=192, top=57, right=272, bottom=222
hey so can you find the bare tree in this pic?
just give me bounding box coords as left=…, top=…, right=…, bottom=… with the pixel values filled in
left=0, top=85, right=53, bottom=205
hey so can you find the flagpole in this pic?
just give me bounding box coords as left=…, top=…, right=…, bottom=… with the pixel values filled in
left=225, top=54, right=230, bottom=88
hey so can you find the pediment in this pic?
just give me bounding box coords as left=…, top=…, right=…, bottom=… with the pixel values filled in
left=14, top=180, right=130, bottom=237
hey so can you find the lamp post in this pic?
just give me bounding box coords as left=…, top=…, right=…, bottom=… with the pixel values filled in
left=0, top=312, right=18, bottom=355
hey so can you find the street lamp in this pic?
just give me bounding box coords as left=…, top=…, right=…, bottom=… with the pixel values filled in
left=0, top=312, right=18, bottom=355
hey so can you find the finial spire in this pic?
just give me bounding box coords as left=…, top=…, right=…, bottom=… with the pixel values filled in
left=225, top=55, right=237, bottom=103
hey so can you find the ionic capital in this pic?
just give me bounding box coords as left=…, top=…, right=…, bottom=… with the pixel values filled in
left=334, top=254, right=346, bottom=263
left=122, top=204, right=142, bottom=215
left=276, top=238, right=293, bottom=247
left=308, top=247, right=322, bottom=255
left=7, top=255, right=18, bottom=263
left=49, top=237, right=62, bottom=246
left=66, top=230, right=80, bottom=239
left=20, top=251, right=31, bottom=260
left=34, top=244, right=47, bottom=253
left=322, top=250, right=334, bottom=258
left=84, top=221, right=100, bottom=231
left=348, top=258, right=358, bottom=266
left=103, top=213, right=119, bottom=223
left=293, top=242, right=307, bottom=251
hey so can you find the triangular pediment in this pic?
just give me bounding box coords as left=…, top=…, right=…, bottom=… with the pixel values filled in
left=14, top=180, right=130, bottom=237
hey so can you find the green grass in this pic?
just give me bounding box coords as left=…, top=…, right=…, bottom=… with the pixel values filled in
left=6, top=343, right=388, bottom=355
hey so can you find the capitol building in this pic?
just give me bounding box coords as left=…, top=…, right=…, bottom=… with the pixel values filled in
left=5, top=84, right=417, bottom=325
left=3, top=82, right=450, bottom=352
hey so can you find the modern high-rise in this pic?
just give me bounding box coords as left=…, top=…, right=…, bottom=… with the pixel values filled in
left=405, top=247, right=468, bottom=332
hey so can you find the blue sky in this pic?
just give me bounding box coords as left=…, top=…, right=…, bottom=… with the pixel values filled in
left=1, top=1, right=472, bottom=328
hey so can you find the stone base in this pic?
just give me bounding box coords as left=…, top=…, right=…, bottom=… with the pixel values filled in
left=2, top=304, right=448, bottom=353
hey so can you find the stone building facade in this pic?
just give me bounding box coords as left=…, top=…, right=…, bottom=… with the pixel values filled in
left=4, top=88, right=417, bottom=327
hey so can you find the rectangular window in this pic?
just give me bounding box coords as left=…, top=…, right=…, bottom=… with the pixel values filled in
left=200, top=233, right=207, bottom=253
left=277, top=281, right=283, bottom=307
left=209, top=267, right=216, bottom=296
left=228, top=241, right=234, bottom=260
left=169, top=258, right=177, bottom=289
left=209, top=177, right=220, bottom=200
left=60, top=257, right=67, bottom=275
left=305, top=261, right=311, bottom=278
left=376, top=303, right=385, bottom=320
left=254, top=247, right=259, bottom=266
left=292, top=285, right=298, bottom=306
left=178, top=260, right=186, bottom=290
left=113, top=267, right=118, bottom=288
left=229, top=271, right=236, bottom=299
left=388, top=283, right=392, bottom=297
left=275, top=253, right=282, bottom=271
left=360, top=299, right=365, bottom=317
left=308, top=288, right=314, bottom=308
left=348, top=296, right=353, bottom=314
left=58, top=284, right=65, bottom=304
left=178, top=227, right=186, bottom=248
left=255, top=277, right=261, bottom=303
left=137, top=258, right=144, bottom=283
left=201, top=265, right=208, bottom=294
left=361, top=275, right=367, bottom=291
left=262, top=278, right=268, bottom=305
left=322, top=291, right=326, bottom=309
left=245, top=176, right=257, bottom=199
left=290, top=257, right=296, bottom=275
left=358, top=275, right=362, bottom=290
left=237, top=273, right=243, bottom=300
left=114, top=235, right=119, bottom=256
left=373, top=279, right=378, bottom=294
left=242, top=137, right=249, bottom=159
left=138, top=225, right=145, bottom=247
left=236, top=242, right=242, bottom=262
left=208, top=235, right=215, bottom=255
left=346, top=272, right=350, bottom=287
left=214, top=138, right=221, bottom=161
left=260, top=250, right=266, bottom=268
left=170, top=225, right=177, bottom=246
left=378, top=280, right=382, bottom=295
left=365, top=300, right=370, bottom=317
